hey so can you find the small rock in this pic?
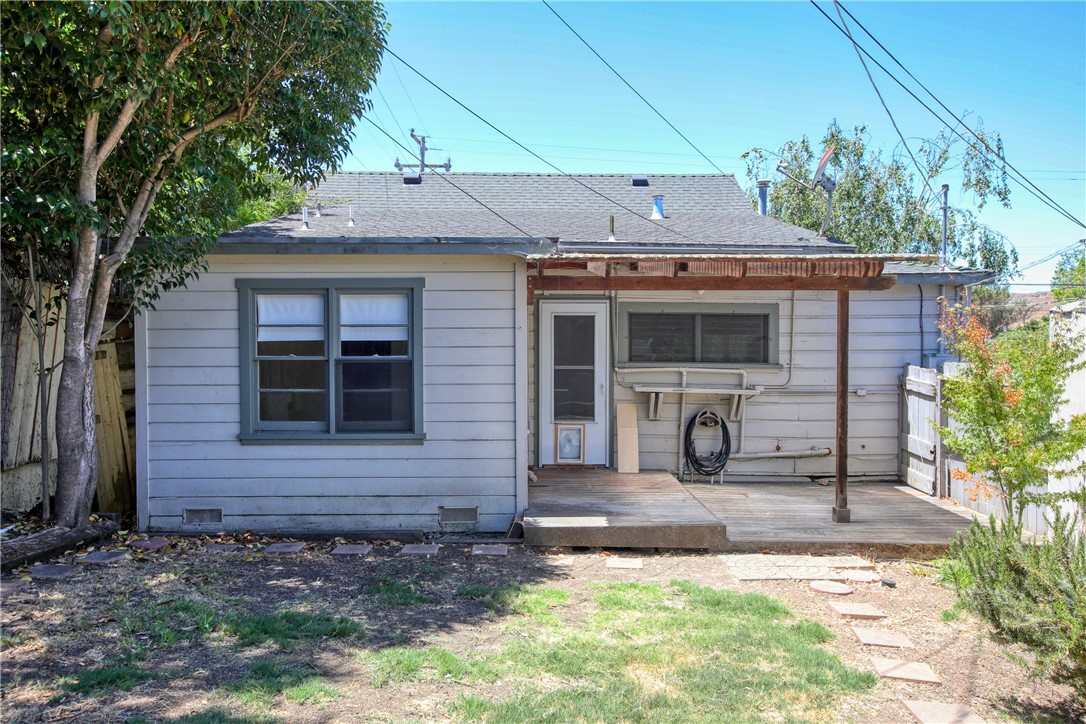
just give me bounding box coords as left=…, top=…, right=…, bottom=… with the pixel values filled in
left=881, top=578, right=898, bottom=588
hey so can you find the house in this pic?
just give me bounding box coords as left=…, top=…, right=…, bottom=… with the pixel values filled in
left=134, top=172, right=987, bottom=535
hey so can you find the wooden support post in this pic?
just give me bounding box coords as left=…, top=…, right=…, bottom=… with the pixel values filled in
left=833, top=289, right=851, bottom=523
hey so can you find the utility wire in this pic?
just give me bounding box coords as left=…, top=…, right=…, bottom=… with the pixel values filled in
left=835, top=0, right=1083, bottom=229
left=389, top=56, right=428, bottom=133
left=319, top=0, right=696, bottom=243
left=541, top=0, right=729, bottom=177
left=363, top=116, right=536, bottom=238
left=374, top=83, right=412, bottom=146
left=962, top=240, right=1086, bottom=288
left=808, top=0, right=1085, bottom=229
left=832, top=1, right=941, bottom=203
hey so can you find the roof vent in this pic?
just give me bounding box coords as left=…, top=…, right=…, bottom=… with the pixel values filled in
left=631, top=174, right=649, bottom=187
left=403, top=172, right=422, bottom=185
left=651, top=195, right=665, bottom=220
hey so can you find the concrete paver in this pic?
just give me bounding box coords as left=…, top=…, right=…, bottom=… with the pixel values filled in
left=871, top=658, right=941, bottom=684
left=853, top=627, right=915, bottom=648
left=130, top=538, right=170, bottom=550
left=605, top=557, right=643, bottom=569
left=263, top=542, right=306, bottom=554
left=903, top=701, right=985, bottom=723
left=829, top=601, right=887, bottom=620
left=471, top=544, right=508, bottom=556
left=842, top=569, right=882, bottom=583
left=29, top=564, right=77, bottom=580
left=399, top=543, right=440, bottom=556
left=810, top=580, right=854, bottom=595
left=331, top=544, right=373, bottom=556
left=730, top=567, right=791, bottom=580
left=77, top=551, right=126, bottom=565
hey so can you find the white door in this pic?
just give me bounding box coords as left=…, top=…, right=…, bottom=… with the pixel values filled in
left=539, top=301, right=609, bottom=466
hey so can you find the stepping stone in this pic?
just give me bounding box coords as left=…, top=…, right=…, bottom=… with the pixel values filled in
left=471, top=544, right=507, bottom=556
left=830, top=602, right=887, bottom=620
left=903, top=701, right=985, bottom=723
left=853, top=627, right=915, bottom=648
left=331, top=544, right=373, bottom=556
left=263, top=542, right=306, bottom=554
left=813, top=555, right=876, bottom=569
left=1, top=580, right=30, bottom=596
left=810, top=580, right=853, bottom=595
left=778, top=566, right=847, bottom=581
left=872, top=657, right=941, bottom=684
left=541, top=556, right=574, bottom=567
left=29, top=564, right=77, bottom=581
left=722, top=554, right=774, bottom=567
left=77, top=551, right=126, bottom=565
left=205, top=544, right=241, bottom=553
left=842, top=569, right=882, bottom=583
left=605, top=557, right=643, bottom=569
left=130, top=538, right=170, bottom=550
left=399, top=543, right=440, bottom=556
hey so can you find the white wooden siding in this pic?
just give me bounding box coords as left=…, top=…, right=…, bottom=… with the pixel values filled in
left=530, top=285, right=945, bottom=480
left=140, top=254, right=520, bottom=533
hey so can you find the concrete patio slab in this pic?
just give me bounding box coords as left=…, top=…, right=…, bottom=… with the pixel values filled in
left=872, top=658, right=941, bottom=684
left=903, top=701, right=985, bottom=723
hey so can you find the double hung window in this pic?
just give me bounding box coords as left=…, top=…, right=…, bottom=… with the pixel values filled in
left=238, top=279, right=424, bottom=442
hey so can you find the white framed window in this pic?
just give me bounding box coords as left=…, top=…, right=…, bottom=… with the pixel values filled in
left=237, top=279, right=424, bottom=443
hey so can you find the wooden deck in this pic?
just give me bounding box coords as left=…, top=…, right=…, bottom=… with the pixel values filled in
left=687, top=481, right=978, bottom=556
left=524, top=469, right=727, bottom=550
left=525, top=469, right=979, bottom=555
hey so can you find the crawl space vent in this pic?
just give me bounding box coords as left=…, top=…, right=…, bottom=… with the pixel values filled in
left=183, top=508, right=223, bottom=525
left=438, top=506, right=478, bottom=532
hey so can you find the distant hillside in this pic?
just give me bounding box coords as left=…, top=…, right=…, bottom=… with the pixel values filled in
left=1008, top=291, right=1056, bottom=327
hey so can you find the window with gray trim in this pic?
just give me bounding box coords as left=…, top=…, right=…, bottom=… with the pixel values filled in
left=618, top=302, right=778, bottom=366
left=237, top=279, right=424, bottom=442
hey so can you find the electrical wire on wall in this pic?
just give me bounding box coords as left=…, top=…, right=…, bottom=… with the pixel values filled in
left=684, top=409, right=731, bottom=477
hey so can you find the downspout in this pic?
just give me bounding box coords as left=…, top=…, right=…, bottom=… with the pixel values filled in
left=918, top=285, right=925, bottom=366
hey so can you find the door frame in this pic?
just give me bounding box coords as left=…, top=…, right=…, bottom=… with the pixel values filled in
left=536, top=297, right=611, bottom=467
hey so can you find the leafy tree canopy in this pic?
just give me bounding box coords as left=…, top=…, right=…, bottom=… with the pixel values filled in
left=1052, top=246, right=1086, bottom=304
left=743, top=121, right=1019, bottom=284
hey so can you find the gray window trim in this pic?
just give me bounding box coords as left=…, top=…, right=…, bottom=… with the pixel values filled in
left=616, top=301, right=779, bottom=367
left=237, top=278, right=425, bottom=444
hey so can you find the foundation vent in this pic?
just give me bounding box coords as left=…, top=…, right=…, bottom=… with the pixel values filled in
left=183, top=508, right=223, bottom=525
left=438, top=506, right=479, bottom=532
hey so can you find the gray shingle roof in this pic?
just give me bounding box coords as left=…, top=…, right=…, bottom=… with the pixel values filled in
left=222, top=172, right=851, bottom=253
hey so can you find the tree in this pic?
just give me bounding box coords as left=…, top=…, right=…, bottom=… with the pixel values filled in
left=1, top=1, right=386, bottom=528
left=1052, top=246, right=1086, bottom=304
left=937, top=305, right=1086, bottom=522
left=742, top=121, right=1019, bottom=283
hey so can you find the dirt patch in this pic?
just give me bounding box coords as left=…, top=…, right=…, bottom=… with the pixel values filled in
left=0, top=538, right=1080, bottom=723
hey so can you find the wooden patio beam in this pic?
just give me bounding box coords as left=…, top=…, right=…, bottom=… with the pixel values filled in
left=833, top=289, right=851, bottom=523
left=527, top=274, right=895, bottom=293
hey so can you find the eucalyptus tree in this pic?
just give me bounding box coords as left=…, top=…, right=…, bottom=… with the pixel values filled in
left=1, top=1, right=386, bottom=527
left=742, top=121, right=1018, bottom=283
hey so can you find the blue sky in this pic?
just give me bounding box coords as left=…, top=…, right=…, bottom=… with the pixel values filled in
left=343, top=1, right=1086, bottom=291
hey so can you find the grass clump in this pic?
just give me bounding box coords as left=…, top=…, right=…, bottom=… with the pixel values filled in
left=224, top=659, right=341, bottom=709
left=115, top=597, right=219, bottom=649
left=450, top=580, right=874, bottom=721
left=457, top=583, right=569, bottom=622
left=169, top=709, right=278, bottom=724
left=224, top=611, right=363, bottom=650
left=61, top=664, right=156, bottom=696
left=366, top=575, right=432, bottom=607
left=362, top=646, right=500, bottom=686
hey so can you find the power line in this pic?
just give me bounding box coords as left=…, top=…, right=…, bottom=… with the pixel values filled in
left=831, top=0, right=940, bottom=204
left=835, top=0, right=1084, bottom=230
left=808, top=0, right=1085, bottom=229
left=319, top=2, right=695, bottom=244
left=388, top=55, right=428, bottom=134
left=540, top=0, right=729, bottom=177
left=374, top=83, right=411, bottom=146
left=362, top=116, right=535, bottom=238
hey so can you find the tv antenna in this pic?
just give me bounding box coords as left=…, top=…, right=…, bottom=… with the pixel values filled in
left=394, top=129, right=452, bottom=174
left=776, top=146, right=837, bottom=237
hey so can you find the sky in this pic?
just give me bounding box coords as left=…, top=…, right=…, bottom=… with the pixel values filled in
left=342, top=1, right=1086, bottom=291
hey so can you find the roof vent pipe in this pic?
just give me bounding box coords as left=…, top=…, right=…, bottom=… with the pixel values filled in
left=651, top=194, right=664, bottom=220
left=756, top=179, right=770, bottom=216
left=301, top=206, right=309, bottom=229
left=347, top=204, right=355, bottom=227
left=316, top=203, right=323, bottom=217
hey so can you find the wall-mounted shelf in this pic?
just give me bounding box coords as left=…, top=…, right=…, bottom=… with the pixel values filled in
left=630, top=385, right=761, bottom=421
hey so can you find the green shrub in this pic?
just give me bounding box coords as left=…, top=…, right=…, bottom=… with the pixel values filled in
left=949, top=512, right=1086, bottom=701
